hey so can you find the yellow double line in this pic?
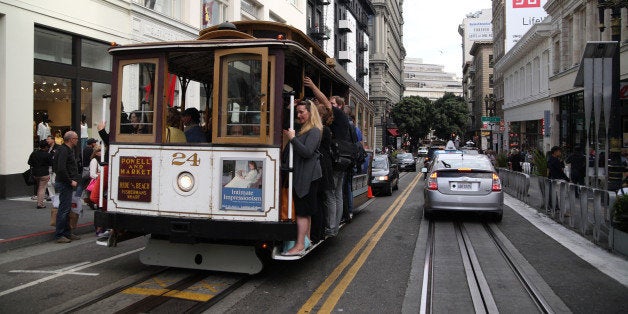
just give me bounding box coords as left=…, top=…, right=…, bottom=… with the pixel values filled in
left=298, top=173, right=423, bottom=313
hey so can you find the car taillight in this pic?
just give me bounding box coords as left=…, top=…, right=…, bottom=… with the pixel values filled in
left=427, top=172, right=438, bottom=190
left=492, top=173, right=502, bottom=191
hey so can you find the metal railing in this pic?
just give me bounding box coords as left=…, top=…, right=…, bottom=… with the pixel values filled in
left=498, top=168, right=615, bottom=249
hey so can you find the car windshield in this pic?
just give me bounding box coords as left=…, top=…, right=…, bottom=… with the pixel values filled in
left=372, top=158, right=388, bottom=169
left=397, top=153, right=413, bottom=160
left=434, top=157, right=493, bottom=171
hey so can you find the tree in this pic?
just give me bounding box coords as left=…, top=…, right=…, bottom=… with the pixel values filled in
left=390, top=96, right=433, bottom=146
left=431, top=92, right=469, bottom=140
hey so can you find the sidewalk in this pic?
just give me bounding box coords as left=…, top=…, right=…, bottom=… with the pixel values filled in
left=0, top=196, right=95, bottom=252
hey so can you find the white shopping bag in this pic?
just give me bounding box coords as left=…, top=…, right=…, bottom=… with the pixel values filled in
left=71, top=196, right=83, bottom=217
left=51, top=194, right=59, bottom=208
left=52, top=195, right=83, bottom=217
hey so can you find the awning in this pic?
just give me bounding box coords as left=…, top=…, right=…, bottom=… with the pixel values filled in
left=387, top=128, right=400, bottom=137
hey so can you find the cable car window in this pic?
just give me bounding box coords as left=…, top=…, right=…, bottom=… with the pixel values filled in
left=213, top=48, right=270, bottom=144
left=117, top=60, right=158, bottom=141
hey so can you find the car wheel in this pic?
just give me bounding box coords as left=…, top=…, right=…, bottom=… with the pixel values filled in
left=386, top=183, right=393, bottom=196
left=493, top=212, right=503, bottom=222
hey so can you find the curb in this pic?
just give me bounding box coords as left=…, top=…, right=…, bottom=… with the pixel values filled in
left=0, top=222, right=94, bottom=252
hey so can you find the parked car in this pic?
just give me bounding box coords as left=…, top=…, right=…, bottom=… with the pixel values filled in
left=370, top=154, right=399, bottom=196
left=397, top=152, right=416, bottom=172
left=417, top=147, right=429, bottom=157
left=422, top=153, right=503, bottom=221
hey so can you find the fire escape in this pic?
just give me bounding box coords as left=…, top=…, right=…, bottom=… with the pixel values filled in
left=307, top=0, right=331, bottom=47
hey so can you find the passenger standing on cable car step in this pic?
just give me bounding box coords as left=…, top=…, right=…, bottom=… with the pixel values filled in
left=304, top=76, right=351, bottom=237
left=282, top=100, right=322, bottom=256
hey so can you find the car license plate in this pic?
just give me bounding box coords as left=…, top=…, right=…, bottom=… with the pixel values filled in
left=451, top=182, right=476, bottom=191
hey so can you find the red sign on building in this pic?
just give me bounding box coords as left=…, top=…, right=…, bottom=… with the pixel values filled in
left=513, top=0, right=541, bottom=8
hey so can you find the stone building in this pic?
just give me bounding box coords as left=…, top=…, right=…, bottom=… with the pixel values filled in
left=403, top=58, right=462, bottom=101
left=469, top=41, right=495, bottom=151
left=369, top=0, right=405, bottom=149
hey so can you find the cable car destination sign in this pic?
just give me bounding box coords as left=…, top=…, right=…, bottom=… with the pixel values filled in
left=118, top=156, right=152, bottom=202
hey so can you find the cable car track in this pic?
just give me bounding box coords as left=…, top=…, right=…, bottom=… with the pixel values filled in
left=420, top=220, right=555, bottom=314
left=61, top=267, right=249, bottom=313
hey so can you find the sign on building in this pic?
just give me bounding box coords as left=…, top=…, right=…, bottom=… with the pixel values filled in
left=505, top=0, right=548, bottom=52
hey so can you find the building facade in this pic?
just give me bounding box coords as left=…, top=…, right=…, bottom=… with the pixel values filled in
left=497, top=22, right=552, bottom=154
left=494, top=0, right=628, bottom=189
left=459, top=8, right=493, bottom=145
left=469, top=41, right=495, bottom=151
left=403, top=58, right=462, bottom=101
left=305, top=0, right=376, bottom=149
left=370, top=0, right=405, bottom=149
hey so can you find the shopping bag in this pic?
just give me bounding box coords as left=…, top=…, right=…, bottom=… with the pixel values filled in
left=51, top=194, right=59, bottom=208
left=22, top=169, right=35, bottom=186
left=86, top=178, right=97, bottom=192
left=71, top=196, right=83, bottom=216
left=50, top=207, right=57, bottom=227
left=69, top=211, right=79, bottom=230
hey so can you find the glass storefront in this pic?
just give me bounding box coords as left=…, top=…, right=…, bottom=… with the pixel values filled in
left=34, top=28, right=72, bottom=64
left=558, top=92, right=606, bottom=153
left=33, top=75, right=72, bottom=144
left=81, top=39, right=113, bottom=71
left=508, top=120, right=542, bottom=152
left=33, top=26, right=112, bottom=148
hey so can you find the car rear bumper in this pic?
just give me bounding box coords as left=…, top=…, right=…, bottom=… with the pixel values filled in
left=424, top=191, right=503, bottom=212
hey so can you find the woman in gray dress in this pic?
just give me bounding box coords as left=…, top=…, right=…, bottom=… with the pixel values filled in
left=282, top=100, right=323, bottom=255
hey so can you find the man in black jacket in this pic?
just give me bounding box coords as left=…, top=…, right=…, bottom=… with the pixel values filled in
left=547, top=146, right=569, bottom=210
left=28, top=140, right=52, bottom=209
left=548, top=146, right=569, bottom=181
left=565, top=147, right=586, bottom=185
left=53, top=131, right=80, bottom=243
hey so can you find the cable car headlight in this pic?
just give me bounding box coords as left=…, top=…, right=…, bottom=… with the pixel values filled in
left=177, top=172, right=195, bottom=192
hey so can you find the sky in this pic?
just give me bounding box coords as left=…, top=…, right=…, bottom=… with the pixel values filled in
left=403, top=0, right=492, bottom=77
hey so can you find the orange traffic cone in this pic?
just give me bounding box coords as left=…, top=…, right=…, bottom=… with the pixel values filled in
left=367, top=185, right=374, bottom=198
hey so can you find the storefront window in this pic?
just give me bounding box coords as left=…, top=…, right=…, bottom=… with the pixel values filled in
left=34, top=27, right=72, bottom=64
left=524, top=120, right=542, bottom=151
left=558, top=92, right=586, bottom=154
left=34, top=27, right=112, bottom=150
left=33, top=75, right=72, bottom=144
left=81, top=81, right=112, bottom=137
left=81, top=39, right=112, bottom=71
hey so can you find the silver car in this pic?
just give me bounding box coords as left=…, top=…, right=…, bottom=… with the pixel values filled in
left=422, top=153, right=503, bottom=221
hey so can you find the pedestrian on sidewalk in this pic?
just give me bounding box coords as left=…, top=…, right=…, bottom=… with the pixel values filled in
left=45, top=135, right=62, bottom=198
left=548, top=146, right=569, bottom=181
left=53, top=131, right=81, bottom=243
left=548, top=146, right=569, bottom=211
left=28, top=140, right=52, bottom=209
left=565, top=147, right=586, bottom=185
